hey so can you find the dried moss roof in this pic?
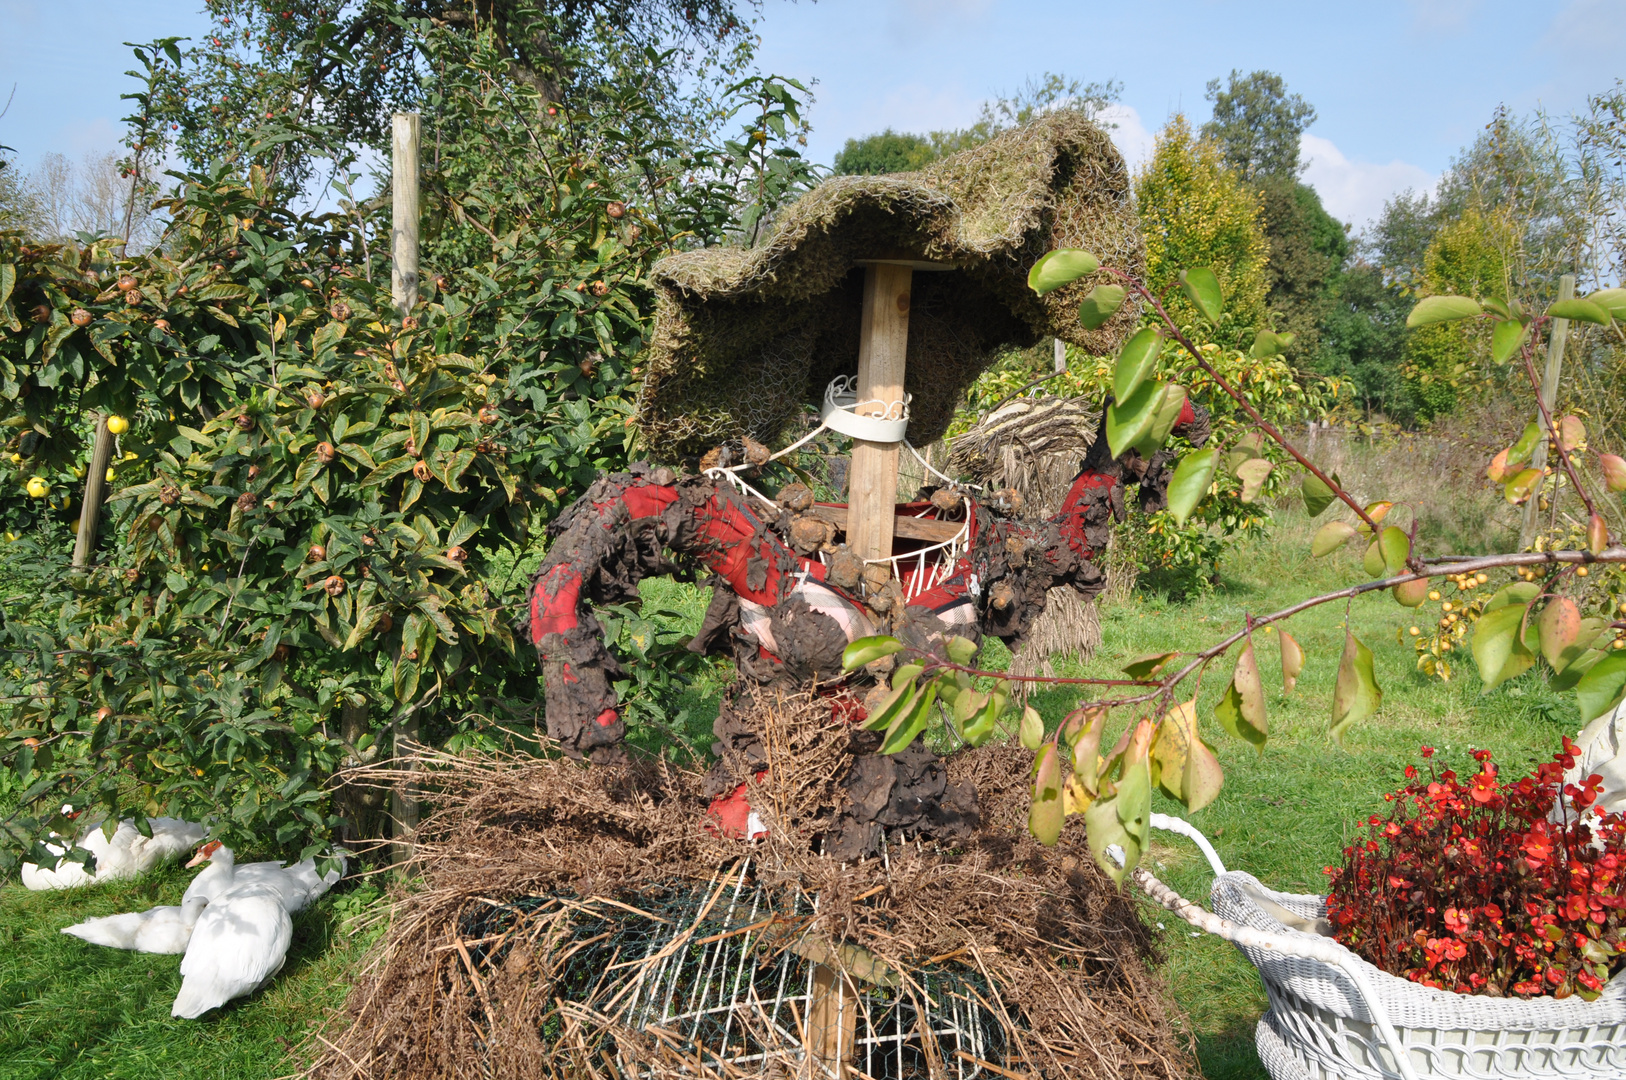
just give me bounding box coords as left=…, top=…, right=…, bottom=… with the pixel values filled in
left=635, top=109, right=1145, bottom=460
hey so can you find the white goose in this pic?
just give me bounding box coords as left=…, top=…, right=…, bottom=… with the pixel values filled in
left=21, top=816, right=208, bottom=889
left=181, top=841, right=345, bottom=913
left=61, top=895, right=210, bottom=954
left=171, top=883, right=292, bottom=1018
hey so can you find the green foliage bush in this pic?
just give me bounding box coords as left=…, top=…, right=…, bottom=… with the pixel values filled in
left=0, top=17, right=815, bottom=870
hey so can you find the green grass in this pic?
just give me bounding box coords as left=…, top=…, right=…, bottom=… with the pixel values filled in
left=0, top=866, right=385, bottom=1080
left=0, top=501, right=1582, bottom=1079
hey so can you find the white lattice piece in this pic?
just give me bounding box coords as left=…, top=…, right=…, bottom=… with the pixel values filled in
left=1142, top=816, right=1626, bottom=1080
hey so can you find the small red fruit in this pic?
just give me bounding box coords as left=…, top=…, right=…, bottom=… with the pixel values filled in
left=154, top=318, right=171, bottom=332
left=32, top=304, right=52, bottom=324
left=95, top=706, right=113, bottom=722
left=478, top=407, right=498, bottom=425
left=235, top=414, right=256, bottom=431
left=235, top=492, right=259, bottom=511
left=315, top=441, right=336, bottom=464
left=118, top=273, right=139, bottom=292
left=446, top=545, right=468, bottom=564
left=70, top=308, right=92, bottom=327
left=606, top=201, right=625, bottom=218
left=412, top=460, right=433, bottom=482
left=307, top=544, right=327, bottom=562
left=123, top=289, right=144, bottom=306
left=323, top=575, right=346, bottom=597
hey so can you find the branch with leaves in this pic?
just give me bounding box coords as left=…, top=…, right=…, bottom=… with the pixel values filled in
left=841, top=249, right=1626, bottom=884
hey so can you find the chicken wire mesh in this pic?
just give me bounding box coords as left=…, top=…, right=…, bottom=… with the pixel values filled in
left=454, top=866, right=1012, bottom=1080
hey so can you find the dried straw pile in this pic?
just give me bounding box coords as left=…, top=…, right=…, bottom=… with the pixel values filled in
left=637, top=111, right=1144, bottom=459
left=306, top=693, right=1193, bottom=1080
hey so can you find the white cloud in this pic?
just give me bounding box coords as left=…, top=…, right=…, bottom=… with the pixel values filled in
left=1406, top=0, right=1480, bottom=31
left=1096, top=104, right=1155, bottom=172
left=1299, top=133, right=1436, bottom=229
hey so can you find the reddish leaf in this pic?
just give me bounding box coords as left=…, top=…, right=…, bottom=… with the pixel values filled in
left=1601, top=454, right=1626, bottom=493
left=1215, top=638, right=1267, bottom=749
left=1538, top=597, right=1581, bottom=671
left=1589, top=513, right=1609, bottom=556
left=1558, top=415, right=1587, bottom=452
left=1486, top=448, right=1511, bottom=483
left=1503, top=468, right=1541, bottom=504
left=1236, top=457, right=1273, bottom=503
left=1028, top=743, right=1065, bottom=847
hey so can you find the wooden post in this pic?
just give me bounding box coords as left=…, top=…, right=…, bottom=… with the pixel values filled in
left=391, top=709, right=419, bottom=863
left=1521, top=273, right=1574, bottom=548
left=390, top=112, right=421, bottom=319
left=72, top=416, right=115, bottom=571
left=846, top=263, right=912, bottom=563
left=1053, top=336, right=1067, bottom=373
left=806, top=963, right=857, bottom=1074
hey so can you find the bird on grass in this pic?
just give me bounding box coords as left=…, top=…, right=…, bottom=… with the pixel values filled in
left=180, top=841, right=345, bottom=913
left=61, top=895, right=210, bottom=954
left=22, top=816, right=207, bottom=890
left=170, top=841, right=306, bottom=1019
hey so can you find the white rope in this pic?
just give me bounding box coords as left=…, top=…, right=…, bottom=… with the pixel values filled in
left=904, top=440, right=983, bottom=493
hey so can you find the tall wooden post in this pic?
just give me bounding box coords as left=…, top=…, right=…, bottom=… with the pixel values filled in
left=846, top=264, right=912, bottom=563
left=1521, top=273, right=1574, bottom=548
left=390, top=112, right=421, bottom=320
left=72, top=416, right=115, bottom=571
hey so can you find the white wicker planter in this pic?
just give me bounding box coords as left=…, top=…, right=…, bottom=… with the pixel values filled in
left=1138, top=813, right=1626, bottom=1080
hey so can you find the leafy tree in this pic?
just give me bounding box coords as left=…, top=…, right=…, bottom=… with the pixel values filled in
left=1135, top=114, right=1268, bottom=337
left=1254, top=175, right=1349, bottom=358
left=0, top=20, right=808, bottom=870
left=830, top=73, right=1120, bottom=175
left=1402, top=206, right=1517, bottom=419
left=832, top=130, right=937, bottom=176
left=1313, top=262, right=1410, bottom=416
left=1201, top=69, right=1316, bottom=181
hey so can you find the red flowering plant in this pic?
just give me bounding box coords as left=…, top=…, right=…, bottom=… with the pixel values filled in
left=1326, top=741, right=1626, bottom=1000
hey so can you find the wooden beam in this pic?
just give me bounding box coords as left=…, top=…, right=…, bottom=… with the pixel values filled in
left=804, top=503, right=962, bottom=545
left=71, top=416, right=114, bottom=571
left=846, top=263, right=912, bottom=563
left=390, top=112, right=421, bottom=319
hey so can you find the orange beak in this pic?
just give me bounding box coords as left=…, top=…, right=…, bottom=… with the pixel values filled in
left=185, top=840, right=222, bottom=868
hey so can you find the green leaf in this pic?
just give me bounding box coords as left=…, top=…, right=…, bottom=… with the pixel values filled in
left=1236, top=457, right=1272, bottom=503
left=1586, top=288, right=1626, bottom=319
left=1311, top=520, right=1356, bottom=557
left=863, top=682, right=916, bottom=733
left=890, top=661, right=925, bottom=689
left=1576, top=653, right=1626, bottom=724
left=1178, top=268, right=1223, bottom=323
left=1018, top=704, right=1044, bottom=751
left=1132, top=384, right=1188, bottom=457
left=1213, top=638, right=1267, bottom=750
left=1300, top=472, right=1339, bottom=517
left=1248, top=329, right=1294, bottom=359
left=1547, top=298, right=1613, bottom=326
left=945, top=636, right=977, bottom=666
left=1077, top=283, right=1127, bottom=329
left=1167, top=449, right=1220, bottom=527
left=1406, top=295, right=1481, bottom=327
left=1028, top=744, right=1065, bottom=847
left=1122, top=651, right=1177, bottom=679
left=1027, top=249, right=1100, bottom=295
left=842, top=636, right=905, bottom=670
left=1330, top=631, right=1381, bottom=744
left=1116, top=720, right=1154, bottom=851
left=1112, top=327, right=1162, bottom=403
left=1506, top=421, right=1542, bottom=466
left=1472, top=602, right=1536, bottom=690
left=880, top=682, right=936, bottom=754
left=1491, top=318, right=1529, bottom=363
left=1085, top=792, right=1134, bottom=884
left=1378, top=525, right=1410, bottom=575
left=1105, top=378, right=1162, bottom=458
left=1064, top=706, right=1107, bottom=793
left=1503, top=468, right=1541, bottom=504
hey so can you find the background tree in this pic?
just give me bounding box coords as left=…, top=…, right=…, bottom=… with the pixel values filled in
left=1134, top=113, right=1268, bottom=337
left=1201, top=68, right=1316, bottom=181
left=832, top=130, right=936, bottom=175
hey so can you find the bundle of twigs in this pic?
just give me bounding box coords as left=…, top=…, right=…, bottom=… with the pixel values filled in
left=303, top=692, right=1194, bottom=1080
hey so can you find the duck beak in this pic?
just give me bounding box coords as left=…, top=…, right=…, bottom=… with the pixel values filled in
left=185, top=850, right=208, bottom=868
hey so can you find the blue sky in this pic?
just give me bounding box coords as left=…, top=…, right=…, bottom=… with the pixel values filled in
left=3, top=0, right=1621, bottom=227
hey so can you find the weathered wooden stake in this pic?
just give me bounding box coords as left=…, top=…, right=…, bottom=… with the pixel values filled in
left=71, top=415, right=115, bottom=571
left=806, top=963, right=857, bottom=1073
left=846, top=263, right=912, bottom=563
left=1521, top=273, right=1575, bottom=548
left=390, top=112, right=421, bottom=319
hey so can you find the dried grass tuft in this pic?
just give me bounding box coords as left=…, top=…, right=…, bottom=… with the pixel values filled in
left=304, top=692, right=1194, bottom=1080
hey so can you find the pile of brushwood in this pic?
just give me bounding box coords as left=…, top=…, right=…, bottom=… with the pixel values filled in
left=308, top=690, right=1194, bottom=1080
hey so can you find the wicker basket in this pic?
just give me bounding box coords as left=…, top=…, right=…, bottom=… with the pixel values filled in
left=1138, top=813, right=1626, bottom=1080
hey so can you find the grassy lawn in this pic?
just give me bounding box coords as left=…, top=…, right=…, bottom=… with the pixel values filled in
left=0, top=499, right=1579, bottom=1079
left=0, top=867, right=384, bottom=1080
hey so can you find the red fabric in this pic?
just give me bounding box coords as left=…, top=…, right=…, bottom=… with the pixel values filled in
left=906, top=559, right=974, bottom=612
left=1054, top=470, right=1115, bottom=558
left=1176, top=399, right=1197, bottom=427
left=622, top=482, right=679, bottom=520
left=687, top=494, right=788, bottom=606
left=705, top=773, right=769, bottom=840
left=531, top=563, right=583, bottom=641
left=594, top=708, right=618, bottom=728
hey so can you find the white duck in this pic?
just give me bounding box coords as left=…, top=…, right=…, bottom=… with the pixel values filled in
left=181, top=841, right=346, bottom=913
left=21, top=816, right=208, bottom=889
left=171, top=883, right=292, bottom=1018
left=61, top=895, right=210, bottom=954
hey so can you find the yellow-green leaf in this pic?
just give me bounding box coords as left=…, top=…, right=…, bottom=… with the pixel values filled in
left=1178, top=268, right=1223, bottom=323
left=1028, top=249, right=1100, bottom=295
left=1330, top=631, right=1381, bottom=743
left=1167, top=448, right=1219, bottom=527
left=1548, top=298, right=1613, bottom=326
left=1077, top=283, right=1127, bottom=329
left=1406, top=295, right=1481, bottom=327
left=1236, top=457, right=1272, bottom=503
left=1105, top=378, right=1162, bottom=458
left=1112, top=327, right=1162, bottom=403
left=1280, top=630, right=1304, bottom=694
left=1311, top=520, right=1356, bottom=557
